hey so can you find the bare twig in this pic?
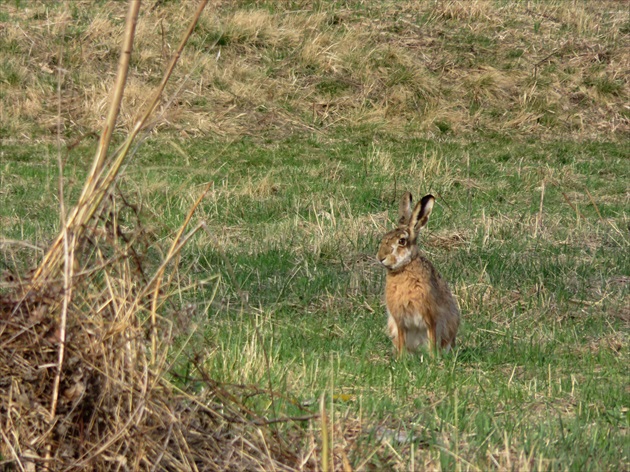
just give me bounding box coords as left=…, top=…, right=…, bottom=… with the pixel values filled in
left=561, top=191, right=582, bottom=218
left=29, top=0, right=142, bottom=290
left=47, top=30, right=70, bottom=466
left=89, top=0, right=141, bottom=180
left=0, top=239, right=44, bottom=252
left=584, top=187, right=605, bottom=224
left=49, top=231, right=75, bottom=419
left=320, top=394, right=330, bottom=472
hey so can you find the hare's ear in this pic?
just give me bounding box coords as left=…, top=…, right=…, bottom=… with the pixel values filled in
left=398, top=192, right=413, bottom=226
left=409, top=194, right=435, bottom=237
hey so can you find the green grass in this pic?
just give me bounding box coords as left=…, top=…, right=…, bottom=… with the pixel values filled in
left=1, top=0, right=629, bottom=469
left=2, top=131, right=628, bottom=469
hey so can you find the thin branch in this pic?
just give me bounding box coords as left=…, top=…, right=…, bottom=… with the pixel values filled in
left=29, top=0, right=142, bottom=290
left=0, top=239, right=44, bottom=252
left=88, top=0, right=141, bottom=180
left=584, top=187, right=605, bottom=224
left=29, top=0, right=208, bottom=292
left=48, top=31, right=70, bottom=465
left=534, top=179, right=545, bottom=238
left=561, top=191, right=582, bottom=219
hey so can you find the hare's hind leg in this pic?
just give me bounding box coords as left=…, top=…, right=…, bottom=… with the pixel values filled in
left=396, top=328, right=406, bottom=357
left=441, top=335, right=455, bottom=351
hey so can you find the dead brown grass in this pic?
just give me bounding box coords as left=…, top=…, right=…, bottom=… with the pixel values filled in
left=0, top=191, right=311, bottom=470
left=1, top=1, right=628, bottom=143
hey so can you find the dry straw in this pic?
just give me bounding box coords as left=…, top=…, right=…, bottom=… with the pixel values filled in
left=0, top=1, right=312, bottom=469
left=2, top=1, right=628, bottom=142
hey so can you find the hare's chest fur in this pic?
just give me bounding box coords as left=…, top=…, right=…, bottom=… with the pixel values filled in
left=385, top=259, right=435, bottom=351
left=385, top=258, right=435, bottom=317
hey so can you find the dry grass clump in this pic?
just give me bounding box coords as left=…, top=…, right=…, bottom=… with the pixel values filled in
left=0, top=193, right=307, bottom=470
left=429, top=0, right=494, bottom=22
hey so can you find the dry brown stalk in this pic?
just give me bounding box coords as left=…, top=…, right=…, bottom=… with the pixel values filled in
left=47, top=33, right=70, bottom=458
left=561, top=191, right=583, bottom=220
left=28, top=0, right=209, bottom=295
left=27, top=0, right=142, bottom=292
left=535, top=179, right=545, bottom=238
left=584, top=187, right=605, bottom=224
left=89, top=0, right=141, bottom=180
left=321, top=394, right=330, bottom=472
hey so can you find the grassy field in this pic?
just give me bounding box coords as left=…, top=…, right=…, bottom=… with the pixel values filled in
left=1, top=1, right=629, bottom=470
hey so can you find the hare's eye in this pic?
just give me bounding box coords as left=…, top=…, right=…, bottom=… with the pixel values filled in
left=398, top=238, right=407, bottom=246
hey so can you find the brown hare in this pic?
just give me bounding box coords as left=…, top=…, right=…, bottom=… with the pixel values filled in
left=377, top=192, right=460, bottom=357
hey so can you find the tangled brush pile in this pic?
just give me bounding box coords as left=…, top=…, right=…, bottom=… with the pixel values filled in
left=0, top=192, right=304, bottom=470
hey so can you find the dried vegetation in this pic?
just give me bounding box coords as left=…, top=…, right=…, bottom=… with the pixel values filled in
left=0, top=1, right=310, bottom=469
left=0, top=193, right=312, bottom=470
left=1, top=0, right=628, bottom=143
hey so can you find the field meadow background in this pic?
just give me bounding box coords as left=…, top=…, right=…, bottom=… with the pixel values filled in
left=1, top=0, right=628, bottom=470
